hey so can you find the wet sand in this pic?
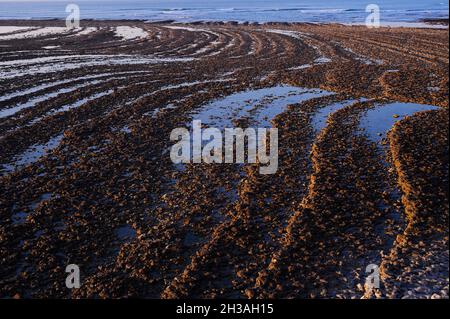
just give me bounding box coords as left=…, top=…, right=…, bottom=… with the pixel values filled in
left=0, top=20, right=448, bottom=299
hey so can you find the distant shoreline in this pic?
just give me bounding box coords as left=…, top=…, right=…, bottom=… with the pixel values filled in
left=421, top=18, right=449, bottom=25
left=0, top=18, right=448, bottom=29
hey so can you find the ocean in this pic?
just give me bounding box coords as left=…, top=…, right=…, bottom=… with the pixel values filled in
left=0, top=0, right=448, bottom=23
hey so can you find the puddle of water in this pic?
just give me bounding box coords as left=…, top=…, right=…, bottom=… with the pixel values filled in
left=287, top=64, right=312, bottom=70
left=11, top=211, right=28, bottom=224
left=34, top=229, right=45, bottom=238
left=314, top=57, right=332, bottom=64
left=342, top=47, right=384, bottom=65
left=33, top=89, right=115, bottom=123
left=183, top=231, right=202, bottom=246
left=0, top=81, right=109, bottom=119
left=162, top=79, right=232, bottom=91
left=192, top=85, right=334, bottom=128
left=120, top=126, right=132, bottom=134
left=216, top=186, right=239, bottom=203
left=360, top=102, right=440, bottom=142
left=428, top=86, right=440, bottom=92
left=0, top=71, right=152, bottom=103
left=30, top=193, right=52, bottom=210
left=1, top=134, right=64, bottom=174
left=311, top=99, right=368, bottom=134
left=11, top=193, right=53, bottom=224
left=0, top=27, right=69, bottom=40
left=0, top=26, right=34, bottom=34
left=0, top=55, right=195, bottom=79
left=164, top=26, right=210, bottom=32
left=1, top=73, right=151, bottom=119
left=174, top=85, right=333, bottom=173
left=1, top=87, right=83, bottom=119
left=114, top=26, right=148, bottom=40
left=266, top=29, right=310, bottom=39
left=116, top=225, right=136, bottom=243
left=150, top=103, right=177, bottom=118
left=42, top=45, right=61, bottom=50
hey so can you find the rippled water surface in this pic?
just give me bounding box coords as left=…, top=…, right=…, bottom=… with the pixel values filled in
left=0, top=0, right=448, bottom=23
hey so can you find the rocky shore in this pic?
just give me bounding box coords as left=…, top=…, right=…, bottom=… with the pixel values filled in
left=0, top=20, right=448, bottom=299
